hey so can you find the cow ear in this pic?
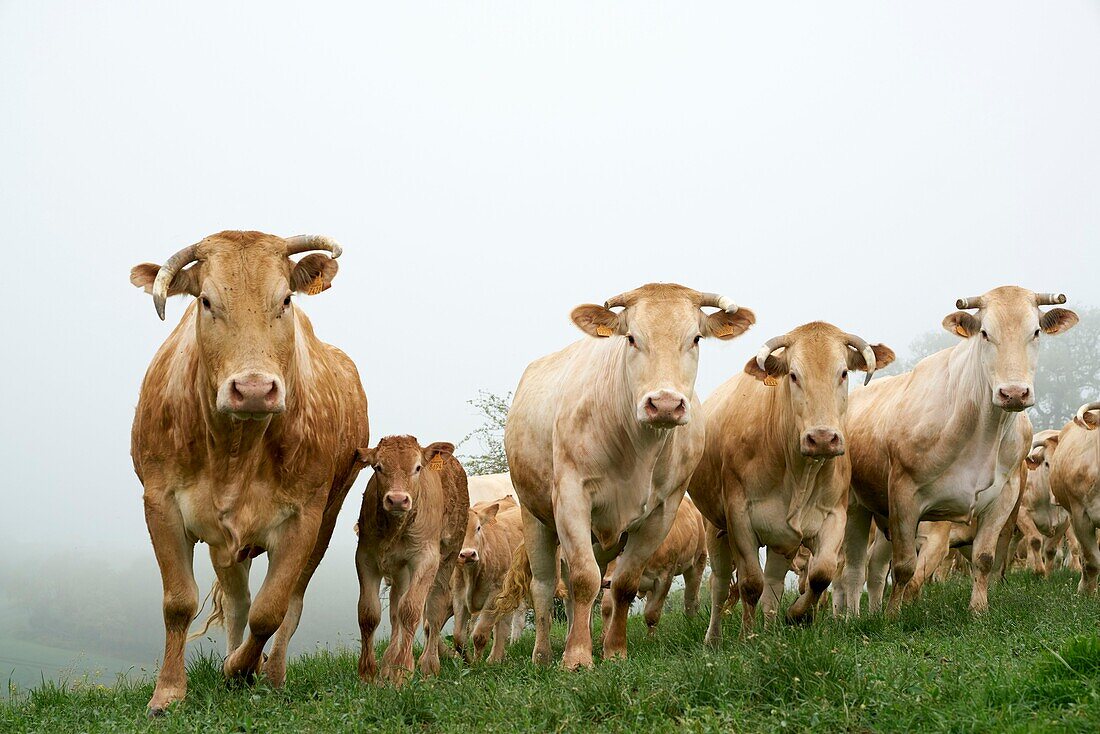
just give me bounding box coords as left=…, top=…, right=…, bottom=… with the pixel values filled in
left=130, top=262, right=201, bottom=297
left=1080, top=412, right=1100, bottom=431
left=356, top=447, right=378, bottom=466
left=847, top=344, right=896, bottom=372
left=571, top=304, right=621, bottom=338
left=1040, top=308, right=1078, bottom=335
left=942, top=311, right=981, bottom=338
left=1025, top=449, right=1043, bottom=470
left=423, top=442, right=456, bottom=462
left=704, top=308, right=755, bottom=341
left=290, top=254, right=339, bottom=295
left=480, top=502, right=501, bottom=524
left=743, top=352, right=788, bottom=383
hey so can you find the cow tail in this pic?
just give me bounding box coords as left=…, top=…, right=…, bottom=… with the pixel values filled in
left=187, top=579, right=226, bottom=642
left=486, top=542, right=533, bottom=622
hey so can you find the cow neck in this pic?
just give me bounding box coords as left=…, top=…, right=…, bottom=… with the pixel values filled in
left=943, top=336, right=1018, bottom=450
left=774, top=379, right=829, bottom=536
left=607, top=339, right=675, bottom=467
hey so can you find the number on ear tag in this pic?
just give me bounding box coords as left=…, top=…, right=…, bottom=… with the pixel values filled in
left=596, top=325, right=614, bottom=337
left=306, top=273, right=327, bottom=295
left=712, top=324, right=735, bottom=338
left=954, top=325, right=969, bottom=338
left=429, top=454, right=445, bottom=471
left=764, top=375, right=779, bottom=387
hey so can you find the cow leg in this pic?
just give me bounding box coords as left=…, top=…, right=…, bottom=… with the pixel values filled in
left=418, top=563, right=453, bottom=677
left=838, top=500, right=872, bottom=616
left=355, top=550, right=383, bottom=683
left=603, top=494, right=681, bottom=661
left=885, top=479, right=920, bottom=617
left=1070, top=510, right=1100, bottom=594
left=223, top=510, right=322, bottom=682
left=705, top=523, right=733, bottom=646
left=906, top=523, right=950, bottom=602
left=522, top=507, right=559, bottom=666
left=599, top=588, right=613, bottom=633
left=452, top=582, right=470, bottom=659
left=992, top=480, right=1025, bottom=581
left=380, top=556, right=437, bottom=685
left=643, top=572, right=674, bottom=634
left=788, top=508, right=844, bottom=624
left=760, top=548, right=790, bottom=624
left=556, top=489, right=601, bottom=669
left=266, top=486, right=348, bottom=687
left=487, top=615, right=512, bottom=663
left=866, top=528, right=892, bottom=614
left=683, top=551, right=706, bottom=618
left=145, top=495, right=199, bottom=716
left=722, top=492, right=764, bottom=637
left=208, top=550, right=252, bottom=655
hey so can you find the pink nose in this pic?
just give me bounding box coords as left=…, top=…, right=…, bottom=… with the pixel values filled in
left=640, top=390, right=689, bottom=426
left=224, top=374, right=284, bottom=414
left=800, top=427, right=845, bottom=458
left=995, top=383, right=1033, bottom=411
left=383, top=492, right=411, bottom=513
left=458, top=548, right=479, bottom=563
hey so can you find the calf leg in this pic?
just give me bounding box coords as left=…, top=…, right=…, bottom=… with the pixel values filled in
left=382, top=557, right=438, bottom=685
left=838, top=500, right=872, bottom=616
left=418, top=565, right=454, bottom=677
left=683, top=552, right=706, bottom=618
left=144, top=495, right=199, bottom=716
left=906, top=523, right=951, bottom=602
left=705, top=523, right=733, bottom=647
left=642, top=573, right=674, bottom=634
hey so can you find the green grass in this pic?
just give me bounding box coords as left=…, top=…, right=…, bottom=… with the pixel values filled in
left=4, top=571, right=1100, bottom=733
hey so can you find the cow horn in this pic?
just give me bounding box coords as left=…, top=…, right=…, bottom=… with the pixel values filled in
left=604, top=292, right=634, bottom=310
left=755, top=336, right=789, bottom=372
left=698, top=292, right=739, bottom=313
left=151, top=244, right=199, bottom=321
left=1035, top=292, right=1067, bottom=306
left=844, top=333, right=879, bottom=386
left=1075, top=401, right=1100, bottom=431
left=285, top=234, right=342, bottom=259
left=955, top=296, right=985, bottom=310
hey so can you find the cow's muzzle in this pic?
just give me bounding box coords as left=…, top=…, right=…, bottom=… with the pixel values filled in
left=217, top=372, right=285, bottom=418
left=458, top=548, right=479, bottom=565
left=638, top=390, right=689, bottom=427
left=800, top=427, right=845, bottom=458
left=384, top=491, right=412, bottom=515
left=994, top=383, right=1034, bottom=412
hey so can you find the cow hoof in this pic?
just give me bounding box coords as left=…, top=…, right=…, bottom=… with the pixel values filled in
left=532, top=647, right=554, bottom=666
left=562, top=649, right=594, bottom=670
left=146, top=689, right=184, bottom=718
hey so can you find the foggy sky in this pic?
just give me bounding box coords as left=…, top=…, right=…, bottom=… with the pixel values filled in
left=2, top=1, right=1099, bottom=558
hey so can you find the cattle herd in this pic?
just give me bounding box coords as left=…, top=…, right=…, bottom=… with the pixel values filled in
left=129, top=230, right=1099, bottom=716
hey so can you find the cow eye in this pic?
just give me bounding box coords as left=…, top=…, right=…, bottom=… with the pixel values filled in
left=1033, top=329, right=1040, bottom=339
left=693, top=335, right=702, bottom=346
left=283, top=294, right=293, bottom=308
left=980, top=329, right=989, bottom=340
left=201, top=296, right=212, bottom=311
left=790, top=372, right=799, bottom=384
left=627, top=334, right=636, bottom=347
left=414, top=465, right=421, bottom=474
left=841, top=370, right=849, bottom=381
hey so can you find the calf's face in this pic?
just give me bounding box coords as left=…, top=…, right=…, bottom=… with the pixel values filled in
left=458, top=502, right=503, bottom=565
left=357, top=437, right=455, bottom=517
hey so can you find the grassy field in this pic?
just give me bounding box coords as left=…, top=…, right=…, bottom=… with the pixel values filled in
left=4, top=570, right=1100, bottom=733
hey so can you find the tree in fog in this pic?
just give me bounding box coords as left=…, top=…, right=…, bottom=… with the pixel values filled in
left=460, top=390, right=511, bottom=475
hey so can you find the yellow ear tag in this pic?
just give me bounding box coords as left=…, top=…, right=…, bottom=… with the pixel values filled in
left=596, top=325, right=614, bottom=337
left=306, top=273, right=327, bottom=296
left=712, top=324, right=735, bottom=338
left=763, top=375, right=779, bottom=387
left=429, top=454, right=445, bottom=471
left=954, top=325, right=969, bottom=338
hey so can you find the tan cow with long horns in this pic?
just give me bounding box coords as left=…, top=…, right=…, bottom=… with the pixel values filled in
left=504, top=284, right=754, bottom=668
left=837, top=287, right=1077, bottom=616
left=130, top=231, right=369, bottom=715
left=1049, top=400, right=1100, bottom=593
left=688, top=321, right=894, bottom=641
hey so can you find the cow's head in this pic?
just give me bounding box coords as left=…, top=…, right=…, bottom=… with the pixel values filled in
left=131, top=231, right=341, bottom=420
left=1026, top=429, right=1062, bottom=506
left=457, top=497, right=516, bottom=565
left=1074, top=401, right=1100, bottom=431
left=745, top=322, right=894, bottom=458
left=356, top=436, right=454, bottom=517
left=570, top=284, right=755, bottom=428
left=942, top=287, right=1077, bottom=412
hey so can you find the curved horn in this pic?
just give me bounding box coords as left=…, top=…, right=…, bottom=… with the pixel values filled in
left=698, top=292, right=739, bottom=313
left=755, top=336, right=790, bottom=372
left=955, top=296, right=985, bottom=310
left=151, top=245, right=199, bottom=321
left=604, top=291, right=635, bottom=310
left=1075, top=401, right=1100, bottom=430
left=844, top=333, right=879, bottom=386
left=285, top=234, right=342, bottom=259
left=1036, top=292, right=1067, bottom=306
